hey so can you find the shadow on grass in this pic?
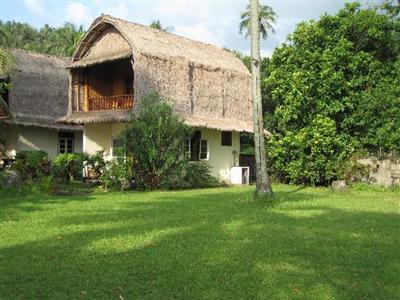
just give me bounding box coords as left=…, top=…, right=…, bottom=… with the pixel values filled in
left=0, top=187, right=399, bottom=299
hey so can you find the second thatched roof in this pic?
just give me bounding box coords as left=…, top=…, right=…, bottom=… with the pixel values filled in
left=2, top=49, right=82, bottom=131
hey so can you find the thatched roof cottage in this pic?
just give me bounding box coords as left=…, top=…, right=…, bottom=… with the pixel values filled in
left=0, top=49, right=83, bottom=159
left=61, top=15, right=253, bottom=182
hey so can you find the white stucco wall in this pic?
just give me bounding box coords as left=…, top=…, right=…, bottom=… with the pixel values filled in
left=200, top=128, right=240, bottom=181
left=4, top=126, right=83, bottom=158
left=83, top=123, right=126, bottom=159
left=83, top=123, right=240, bottom=182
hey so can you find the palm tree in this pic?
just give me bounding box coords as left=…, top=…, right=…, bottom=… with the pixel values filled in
left=240, top=1, right=277, bottom=39
left=249, top=0, right=273, bottom=198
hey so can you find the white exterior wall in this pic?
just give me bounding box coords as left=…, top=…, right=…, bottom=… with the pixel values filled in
left=200, top=128, right=240, bottom=181
left=83, top=123, right=126, bottom=160
left=83, top=123, right=241, bottom=182
left=4, top=126, right=83, bottom=158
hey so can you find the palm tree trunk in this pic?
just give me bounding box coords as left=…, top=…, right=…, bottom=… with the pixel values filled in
left=250, top=0, right=273, bottom=197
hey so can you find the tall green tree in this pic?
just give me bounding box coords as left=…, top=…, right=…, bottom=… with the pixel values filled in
left=264, top=2, right=400, bottom=185
left=381, top=0, right=400, bottom=17
left=0, top=21, right=85, bottom=56
left=249, top=0, right=273, bottom=197
left=240, top=1, right=277, bottom=39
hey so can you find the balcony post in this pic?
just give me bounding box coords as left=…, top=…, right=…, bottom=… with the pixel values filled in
left=84, top=72, right=89, bottom=111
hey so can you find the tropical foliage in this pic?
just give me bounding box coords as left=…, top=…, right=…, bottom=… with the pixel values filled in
left=123, top=93, right=192, bottom=189
left=12, top=150, right=51, bottom=181
left=239, top=2, right=277, bottom=39
left=0, top=21, right=85, bottom=56
left=263, top=2, right=400, bottom=184
left=52, top=153, right=87, bottom=183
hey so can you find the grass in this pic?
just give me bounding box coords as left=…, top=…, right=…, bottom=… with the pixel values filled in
left=0, top=184, right=399, bottom=299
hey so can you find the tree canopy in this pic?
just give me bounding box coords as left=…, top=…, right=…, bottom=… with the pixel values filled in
left=0, top=21, right=85, bottom=57
left=262, top=2, right=400, bottom=184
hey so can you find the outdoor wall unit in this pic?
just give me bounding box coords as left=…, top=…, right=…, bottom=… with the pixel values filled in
left=230, top=167, right=250, bottom=185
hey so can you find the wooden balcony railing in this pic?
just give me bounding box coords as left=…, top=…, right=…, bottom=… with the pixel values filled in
left=87, top=94, right=134, bottom=111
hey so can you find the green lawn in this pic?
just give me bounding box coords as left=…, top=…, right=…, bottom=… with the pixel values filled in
left=0, top=185, right=399, bottom=299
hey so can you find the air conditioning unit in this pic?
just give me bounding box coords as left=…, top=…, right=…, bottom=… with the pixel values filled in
left=230, top=167, right=250, bottom=185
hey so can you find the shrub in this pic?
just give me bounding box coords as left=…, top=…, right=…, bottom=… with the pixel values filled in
left=12, top=150, right=50, bottom=181
left=0, top=169, right=5, bottom=189
left=124, top=92, right=192, bottom=190
left=259, top=3, right=400, bottom=186
left=85, top=150, right=106, bottom=180
left=52, top=153, right=86, bottom=183
left=161, top=162, right=221, bottom=190
left=339, top=156, right=372, bottom=183
left=267, top=116, right=354, bottom=185
left=38, top=175, right=53, bottom=193
left=100, top=156, right=133, bottom=191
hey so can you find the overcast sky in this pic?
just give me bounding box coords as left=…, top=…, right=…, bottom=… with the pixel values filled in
left=2, top=0, right=373, bottom=56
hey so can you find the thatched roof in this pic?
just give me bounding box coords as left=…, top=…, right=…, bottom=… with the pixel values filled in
left=1, top=49, right=82, bottom=131
left=59, top=109, right=270, bottom=135
left=70, top=15, right=249, bottom=75
left=65, top=15, right=254, bottom=133
left=60, top=109, right=132, bottom=124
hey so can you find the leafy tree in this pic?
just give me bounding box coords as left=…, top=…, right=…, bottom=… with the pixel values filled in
left=264, top=2, right=400, bottom=184
left=239, top=1, right=277, bottom=39
left=52, top=153, right=87, bottom=183
left=149, top=20, right=173, bottom=32
left=381, top=0, right=400, bottom=18
left=123, top=93, right=192, bottom=190
left=0, top=21, right=85, bottom=56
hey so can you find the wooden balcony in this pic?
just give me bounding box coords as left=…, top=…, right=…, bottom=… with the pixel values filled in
left=87, top=94, right=134, bottom=111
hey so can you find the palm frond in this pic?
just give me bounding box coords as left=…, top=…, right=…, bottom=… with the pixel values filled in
left=0, top=47, right=14, bottom=74
left=239, top=2, right=278, bottom=40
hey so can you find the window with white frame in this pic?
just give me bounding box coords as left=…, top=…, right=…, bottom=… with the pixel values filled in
left=199, top=139, right=209, bottom=160
left=185, top=130, right=209, bottom=161
left=112, top=137, right=124, bottom=157
left=58, top=132, right=74, bottom=154
left=185, top=138, right=191, bottom=158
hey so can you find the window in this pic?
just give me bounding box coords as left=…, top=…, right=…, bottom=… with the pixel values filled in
left=112, top=137, right=124, bottom=157
left=189, top=130, right=201, bottom=161
left=58, top=132, right=74, bottom=154
left=221, top=131, right=232, bottom=146
left=185, top=138, right=191, bottom=158
left=186, top=130, right=208, bottom=161
left=199, top=140, right=209, bottom=160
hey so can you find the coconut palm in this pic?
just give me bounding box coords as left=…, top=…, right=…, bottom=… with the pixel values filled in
left=249, top=0, right=273, bottom=197
left=240, top=1, right=277, bottom=39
